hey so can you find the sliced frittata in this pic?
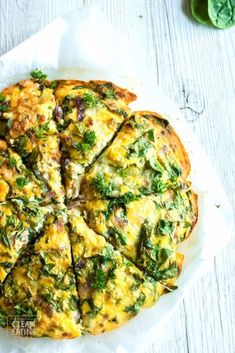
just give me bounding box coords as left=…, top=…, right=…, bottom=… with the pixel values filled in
left=0, top=212, right=82, bottom=338
left=54, top=80, right=136, bottom=200
left=0, top=79, right=64, bottom=204
left=0, top=139, right=46, bottom=201
left=72, top=184, right=196, bottom=281
left=10, top=133, right=65, bottom=204
left=68, top=208, right=182, bottom=335
left=0, top=199, right=50, bottom=283
left=80, top=111, right=190, bottom=199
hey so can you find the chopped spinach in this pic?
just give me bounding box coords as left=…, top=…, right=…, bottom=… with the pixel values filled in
left=73, top=130, right=96, bottom=152
left=105, top=89, right=116, bottom=99
left=124, top=292, right=146, bottom=314
left=83, top=92, right=100, bottom=108
left=8, top=156, right=17, bottom=168
left=0, top=93, right=5, bottom=103
left=155, top=220, right=174, bottom=236
left=103, top=192, right=139, bottom=220
left=0, top=105, right=8, bottom=113
left=130, top=274, right=144, bottom=291
left=6, top=215, right=15, bottom=227
left=83, top=299, right=101, bottom=318
left=0, top=262, right=12, bottom=269
left=157, top=248, right=173, bottom=267
left=107, top=226, right=127, bottom=246
left=92, top=175, right=113, bottom=198
left=36, top=122, right=50, bottom=139
left=72, top=85, right=87, bottom=90
left=47, top=80, right=58, bottom=89
left=0, top=311, right=7, bottom=327
left=128, top=135, right=152, bottom=158
left=0, top=94, right=9, bottom=113
left=41, top=263, right=55, bottom=276
left=152, top=178, right=169, bottom=193
left=147, top=129, right=155, bottom=142
left=169, top=164, right=182, bottom=180
left=153, top=266, right=178, bottom=281
left=0, top=227, right=11, bottom=248
left=68, top=295, right=78, bottom=311
left=61, top=95, right=74, bottom=115
left=111, top=108, right=128, bottom=117
left=42, top=292, right=63, bottom=312
left=92, top=268, right=107, bottom=290
left=15, top=176, right=30, bottom=189
left=14, top=303, right=36, bottom=316
left=149, top=159, right=164, bottom=174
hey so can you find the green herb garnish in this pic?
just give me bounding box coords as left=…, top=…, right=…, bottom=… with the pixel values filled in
left=13, top=135, right=28, bottom=157
left=92, top=175, right=113, bottom=198
left=105, top=89, right=116, bottom=99
left=15, top=176, right=30, bottom=189
left=92, top=268, right=107, bottom=290
left=73, top=130, right=97, bottom=152
left=103, top=192, right=139, bottom=219
left=30, top=69, right=47, bottom=81
left=36, top=122, right=50, bottom=139
left=8, top=157, right=17, bottom=168
left=83, top=92, right=100, bottom=108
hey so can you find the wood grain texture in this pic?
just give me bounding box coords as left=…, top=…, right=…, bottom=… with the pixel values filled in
left=0, top=0, right=234, bottom=352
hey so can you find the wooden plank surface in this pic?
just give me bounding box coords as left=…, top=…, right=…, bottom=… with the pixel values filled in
left=0, top=1, right=234, bottom=352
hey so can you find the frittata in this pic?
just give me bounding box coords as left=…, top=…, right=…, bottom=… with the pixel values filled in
left=0, top=70, right=198, bottom=339
left=0, top=211, right=82, bottom=338
left=55, top=80, right=136, bottom=200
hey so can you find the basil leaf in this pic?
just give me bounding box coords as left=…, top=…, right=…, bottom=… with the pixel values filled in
left=208, top=0, right=235, bottom=29
left=191, top=0, right=212, bottom=25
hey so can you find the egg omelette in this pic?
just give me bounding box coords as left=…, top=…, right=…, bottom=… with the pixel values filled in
left=0, top=70, right=198, bottom=338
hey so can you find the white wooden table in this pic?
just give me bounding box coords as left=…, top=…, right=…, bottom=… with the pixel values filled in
left=0, top=1, right=234, bottom=352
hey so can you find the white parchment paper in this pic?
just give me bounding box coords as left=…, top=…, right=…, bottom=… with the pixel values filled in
left=0, top=4, right=233, bottom=353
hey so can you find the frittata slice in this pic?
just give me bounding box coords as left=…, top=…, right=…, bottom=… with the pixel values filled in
left=68, top=208, right=182, bottom=335
left=80, top=111, right=190, bottom=199
left=0, top=139, right=46, bottom=201
left=54, top=80, right=136, bottom=200
left=0, top=199, right=50, bottom=283
left=0, top=80, right=64, bottom=204
left=72, top=184, right=196, bottom=281
left=0, top=212, right=82, bottom=338
left=10, top=133, right=65, bottom=204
